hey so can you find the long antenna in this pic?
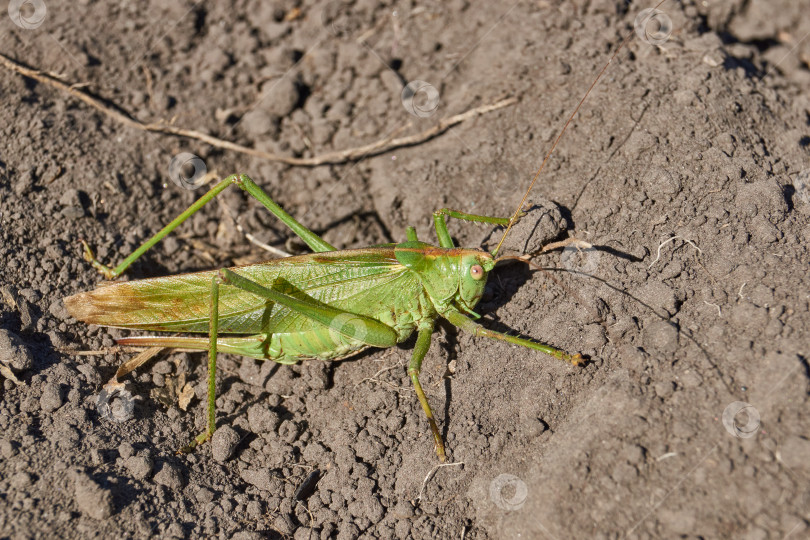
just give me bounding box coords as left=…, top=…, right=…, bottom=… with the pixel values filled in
left=492, top=0, right=669, bottom=257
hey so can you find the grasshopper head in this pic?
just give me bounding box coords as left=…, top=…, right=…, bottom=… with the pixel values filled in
left=454, top=251, right=496, bottom=313
left=395, top=243, right=495, bottom=313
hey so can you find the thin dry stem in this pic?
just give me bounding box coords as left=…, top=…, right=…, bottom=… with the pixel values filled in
left=648, top=235, right=702, bottom=269
left=0, top=52, right=515, bottom=166
left=414, top=462, right=464, bottom=504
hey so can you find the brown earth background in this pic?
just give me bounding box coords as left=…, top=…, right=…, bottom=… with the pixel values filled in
left=1, top=0, right=810, bottom=538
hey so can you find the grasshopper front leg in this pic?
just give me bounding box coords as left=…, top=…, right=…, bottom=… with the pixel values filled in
left=443, top=308, right=584, bottom=366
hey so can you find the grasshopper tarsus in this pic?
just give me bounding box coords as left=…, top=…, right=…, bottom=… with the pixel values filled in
left=433, top=425, right=447, bottom=462
left=569, top=353, right=587, bottom=367
left=434, top=439, right=447, bottom=463
left=177, top=431, right=212, bottom=455
left=80, top=239, right=117, bottom=280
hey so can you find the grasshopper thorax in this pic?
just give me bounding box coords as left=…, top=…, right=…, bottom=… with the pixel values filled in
left=395, top=241, right=495, bottom=315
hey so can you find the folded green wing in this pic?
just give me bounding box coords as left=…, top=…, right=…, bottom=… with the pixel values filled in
left=65, top=247, right=419, bottom=334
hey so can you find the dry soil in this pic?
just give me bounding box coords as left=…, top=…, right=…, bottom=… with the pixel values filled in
left=1, top=1, right=810, bottom=539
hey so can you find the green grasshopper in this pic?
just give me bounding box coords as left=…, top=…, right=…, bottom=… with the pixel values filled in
left=64, top=174, right=583, bottom=461
left=64, top=0, right=667, bottom=460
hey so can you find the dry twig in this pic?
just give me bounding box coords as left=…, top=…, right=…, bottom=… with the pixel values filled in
left=0, top=52, right=516, bottom=166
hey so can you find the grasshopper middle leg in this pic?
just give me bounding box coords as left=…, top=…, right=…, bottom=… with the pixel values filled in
left=181, top=267, right=400, bottom=452
left=432, top=208, right=511, bottom=248
left=408, top=319, right=446, bottom=462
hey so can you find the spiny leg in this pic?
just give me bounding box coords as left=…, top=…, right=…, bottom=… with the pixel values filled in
left=432, top=208, right=511, bottom=248
left=179, top=265, right=400, bottom=453
left=407, top=320, right=446, bottom=462
left=84, top=174, right=336, bottom=279
left=442, top=308, right=584, bottom=366
left=179, top=273, right=222, bottom=453
left=218, top=269, right=398, bottom=349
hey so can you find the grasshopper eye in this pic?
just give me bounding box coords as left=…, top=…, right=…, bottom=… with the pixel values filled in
left=470, top=264, right=485, bottom=280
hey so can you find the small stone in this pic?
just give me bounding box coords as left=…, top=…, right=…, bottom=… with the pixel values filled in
left=58, top=188, right=81, bottom=207
left=90, top=449, right=105, bottom=466
left=72, top=471, right=114, bottom=520
left=117, top=442, right=134, bottom=459
left=10, top=472, right=33, bottom=490
left=125, top=456, right=154, bottom=481
left=152, top=361, right=173, bottom=375
left=13, top=169, right=35, bottom=196
left=195, top=487, right=214, bottom=504
left=364, top=497, right=385, bottom=522
left=654, top=381, right=675, bottom=399
left=642, top=320, right=679, bottom=356
left=232, top=532, right=264, bottom=540
left=239, top=468, right=282, bottom=492
left=0, top=329, right=35, bottom=371
left=247, top=404, right=280, bottom=434
left=165, top=522, right=185, bottom=538
left=211, top=425, right=240, bottom=463
left=0, top=439, right=18, bottom=458
left=49, top=299, right=71, bottom=321
left=153, top=462, right=185, bottom=490
left=40, top=382, right=65, bottom=412
left=241, top=109, right=277, bottom=137
left=392, top=500, right=415, bottom=518
left=58, top=188, right=87, bottom=218
left=260, top=77, right=299, bottom=117
left=60, top=206, right=86, bottom=219
left=246, top=500, right=263, bottom=518
left=702, top=49, right=725, bottom=67
left=273, top=514, right=296, bottom=537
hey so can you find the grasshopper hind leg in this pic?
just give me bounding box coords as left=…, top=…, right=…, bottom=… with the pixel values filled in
left=83, top=174, right=338, bottom=280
